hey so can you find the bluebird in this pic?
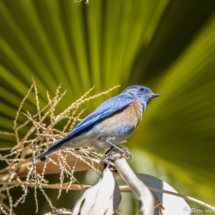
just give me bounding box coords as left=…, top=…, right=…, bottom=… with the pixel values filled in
left=36, top=85, right=161, bottom=160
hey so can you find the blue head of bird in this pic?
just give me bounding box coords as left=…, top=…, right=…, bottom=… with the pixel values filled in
left=120, top=85, right=161, bottom=111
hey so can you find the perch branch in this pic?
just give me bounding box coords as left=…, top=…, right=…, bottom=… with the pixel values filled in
left=106, top=151, right=155, bottom=215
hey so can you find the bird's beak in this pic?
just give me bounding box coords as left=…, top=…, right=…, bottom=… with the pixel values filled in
left=152, top=94, right=162, bottom=98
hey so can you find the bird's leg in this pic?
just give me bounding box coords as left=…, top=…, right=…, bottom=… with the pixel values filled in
left=102, top=137, right=132, bottom=159
left=105, top=147, right=114, bottom=157
left=113, top=145, right=132, bottom=158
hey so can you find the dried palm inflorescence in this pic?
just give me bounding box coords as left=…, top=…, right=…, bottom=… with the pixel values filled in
left=0, top=80, right=120, bottom=215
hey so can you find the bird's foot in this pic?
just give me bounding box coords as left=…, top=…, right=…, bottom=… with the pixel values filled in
left=102, top=137, right=132, bottom=159
left=122, top=148, right=132, bottom=159
left=101, top=148, right=132, bottom=172
left=105, top=147, right=132, bottom=159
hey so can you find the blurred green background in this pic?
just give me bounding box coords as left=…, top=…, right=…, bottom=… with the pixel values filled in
left=0, top=0, right=215, bottom=214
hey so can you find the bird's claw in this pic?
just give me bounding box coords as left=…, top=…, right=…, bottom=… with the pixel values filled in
left=101, top=148, right=132, bottom=172
left=122, top=148, right=132, bottom=159
left=105, top=147, right=132, bottom=159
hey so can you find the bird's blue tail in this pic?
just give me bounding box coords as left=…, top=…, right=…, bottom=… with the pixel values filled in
left=36, top=149, right=51, bottom=160
left=36, top=141, right=64, bottom=160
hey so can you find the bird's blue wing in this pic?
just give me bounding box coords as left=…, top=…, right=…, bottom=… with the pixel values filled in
left=74, top=95, right=134, bottom=131
left=36, top=95, right=133, bottom=159
left=53, top=95, right=133, bottom=146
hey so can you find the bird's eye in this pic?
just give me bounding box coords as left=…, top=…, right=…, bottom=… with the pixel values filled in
left=139, top=87, right=145, bottom=92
